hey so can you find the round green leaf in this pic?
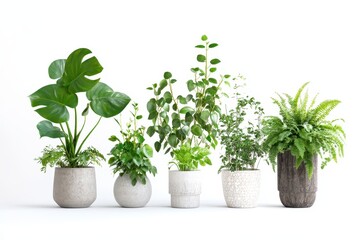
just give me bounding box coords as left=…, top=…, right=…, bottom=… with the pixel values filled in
left=209, top=67, right=217, bottom=73
left=164, top=72, right=172, bottom=79
left=168, top=134, right=178, bottom=147
left=210, top=59, right=221, bottom=65
left=195, top=45, right=205, bottom=48
left=48, top=59, right=65, bottom=79
left=200, top=110, right=210, bottom=121
left=147, top=98, right=156, bottom=113
left=201, top=35, right=208, bottom=41
left=187, top=80, right=195, bottom=91
left=86, top=82, right=131, bottom=118
left=29, top=84, right=78, bottom=123
left=146, top=126, right=155, bottom=137
left=172, top=118, right=181, bottom=128
left=143, top=144, right=153, bottom=158
left=191, top=124, right=202, bottom=136
left=180, top=106, right=195, bottom=114
left=197, top=54, right=206, bottom=62
left=154, top=141, right=161, bottom=152
left=164, top=91, right=172, bottom=104
left=209, top=78, right=217, bottom=84
left=209, top=43, right=218, bottom=48
left=159, top=79, right=168, bottom=90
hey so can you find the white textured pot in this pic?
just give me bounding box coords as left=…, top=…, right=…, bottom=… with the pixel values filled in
left=53, top=167, right=96, bottom=208
left=169, top=170, right=201, bottom=208
left=114, top=174, right=152, bottom=208
left=221, top=169, right=261, bottom=208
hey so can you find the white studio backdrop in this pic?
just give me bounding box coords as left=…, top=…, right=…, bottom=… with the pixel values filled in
left=0, top=0, right=359, bottom=239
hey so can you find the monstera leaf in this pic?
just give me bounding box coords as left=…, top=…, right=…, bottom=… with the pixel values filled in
left=48, top=59, right=65, bottom=79
left=86, top=82, right=131, bottom=118
left=29, top=84, right=78, bottom=123
left=57, top=48, right=103, bottom=93
left=37, top=120, right=66, bottom=138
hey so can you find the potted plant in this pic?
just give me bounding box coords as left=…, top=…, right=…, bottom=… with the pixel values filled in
left=29, top=48, right=131, bottom=208
left=262, top=82, right=345, bottom=208
left=108, top=102, right=157, bottom=208
left=146, top=35, right=229, bottom=208
left=219, top=94, right=271, bottom=208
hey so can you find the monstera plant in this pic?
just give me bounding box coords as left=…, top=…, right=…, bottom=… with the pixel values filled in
left=29, top=48, right=131, bottom=208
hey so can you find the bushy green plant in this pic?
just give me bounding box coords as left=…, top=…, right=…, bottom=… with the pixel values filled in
left=219, top=94, right=266, bottom=172
left=108, top=103, right=157, bottom=186
left=146, top=35, right=230, bottom=171
left=262, top=82, right=345, bottom=178
left=30, top=48, right=131, bottom=171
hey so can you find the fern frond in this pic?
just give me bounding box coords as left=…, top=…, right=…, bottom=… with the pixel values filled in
left=310, top=100, right=341, bottom=124
left=293, top=82, right=310, bottom=111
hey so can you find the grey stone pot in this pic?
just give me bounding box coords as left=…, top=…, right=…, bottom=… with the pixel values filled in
left=169, top=170, right=201, bottom=208
left=221, top=169, right=261, bottom=208
left=278, top=151, right=318, bottom=208
left=113, top=174, right=152, bottom=208
left=53, top=167, right=96, bottom=208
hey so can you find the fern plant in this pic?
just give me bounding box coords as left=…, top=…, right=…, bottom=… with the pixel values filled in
left=262, top=82, right=345, bottom=178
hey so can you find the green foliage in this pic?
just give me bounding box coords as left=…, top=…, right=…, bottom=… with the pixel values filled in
left=36, top=145, right=105, bottom=172
left=108, top=103, right=157, bottom=186
left=170, top=143, right=212, bottom=171
left=30, top=48, right=131, bottom=171
left=219, top=95, right=266, bottom=172
left=146, top=35, right=229, bottom=170
left=262, top=82, right=345, bottom=178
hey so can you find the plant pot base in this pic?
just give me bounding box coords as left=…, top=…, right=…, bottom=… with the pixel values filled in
left=279, top=192, right=316, bottom=208
left=170, top=195, right=200, bottom=208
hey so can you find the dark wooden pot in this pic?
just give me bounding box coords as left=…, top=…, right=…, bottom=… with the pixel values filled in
left=277, top=151, right=318, bottom=208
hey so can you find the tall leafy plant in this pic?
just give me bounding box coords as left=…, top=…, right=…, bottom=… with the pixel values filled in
left=146, top=35, right=230, bottom=171
left=30, top=48, right=131, bottom=171
left=262, top=82, right=345, bottom=178
left=219, top=94, right=268, bottom=172
left=108, top=103, right=157, bottom=186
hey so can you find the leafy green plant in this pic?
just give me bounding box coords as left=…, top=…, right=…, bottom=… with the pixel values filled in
left=262, top=82, right=345, bottom=178
left=219, top=94, right=267, bottom=172
left=30, top=48, right=131, bottom=171
left=108, top=103, right=157, bottom=186
left=146, top=35, right=230, bottom=171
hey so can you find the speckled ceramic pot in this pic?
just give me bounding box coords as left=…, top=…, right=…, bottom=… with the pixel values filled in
left=169, top=170, right=201, bottom=208
left=113, top=174, right=152, bottom=208
left=221, top=169, right=261, bottom=208
left=53, top=167, right=96, bottom=208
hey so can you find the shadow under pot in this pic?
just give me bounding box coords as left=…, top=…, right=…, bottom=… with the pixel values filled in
left=169, top=170, right=201, bottom=208
left=278, top=151, right=318, bottom=208
left=113, top=174, right=152, bottom=208
left=53, top=167, right=97, bottom=208
left=221, top=169, right=261, bottom=208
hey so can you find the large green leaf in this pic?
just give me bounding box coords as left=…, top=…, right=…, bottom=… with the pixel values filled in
left=48, top=59, right=66, bottom=79
left=58, top=48, right=103, bottom=93
left=86, top=82, right=131, bottom=118
left=37, top=120, right=66, bottom=138
left=29, top=84, right=78, bottom=123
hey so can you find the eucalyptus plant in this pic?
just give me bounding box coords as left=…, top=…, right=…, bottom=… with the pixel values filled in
left=30, top=48, right=131, bottom=171
left=219, top=94, right=267, bottom=172
left=146, top=35, right=230, bottom=171
left=108, top=103, right=157, bottom=186
left=262, top=82, right=345, bottom=178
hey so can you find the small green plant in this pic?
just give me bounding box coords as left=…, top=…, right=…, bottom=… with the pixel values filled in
left=262, top=82, right=345, bottom=178
left=219, top=94, right=267, bottom=172
left=30, top=48, right=131, bottom=171
left=146, top=35, right=230, bottom=171
left=108, top=103, right=157, bottom=186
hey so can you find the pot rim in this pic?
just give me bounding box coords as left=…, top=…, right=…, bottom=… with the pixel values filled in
left=55, top=166, right=95, bottom=170
left=221, top=168, right=260, bottom=172
left=169, top=169, right=200, bottom=172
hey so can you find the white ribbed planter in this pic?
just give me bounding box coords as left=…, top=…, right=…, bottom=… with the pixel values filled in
left=113, top=174, right=152, bottom=208
left=53, top=167, right=96, bottom=208
left=169, top=170, right=201, bottom=208
left=221, top=169, right=261, bottom=208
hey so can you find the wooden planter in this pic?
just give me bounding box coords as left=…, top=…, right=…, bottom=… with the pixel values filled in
left=277, top=151, right=318, bottom=208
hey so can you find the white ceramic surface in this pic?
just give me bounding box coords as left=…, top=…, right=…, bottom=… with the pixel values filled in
left=113, top=174, right=152, bottom=208
left=169, top=170, right=201, bottom=208
left=221, top=169, right=261, bottom=208
left=53, top=167, right=96, bottom=208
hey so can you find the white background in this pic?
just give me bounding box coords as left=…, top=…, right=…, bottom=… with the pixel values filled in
left=1, top=0, right=359, bottom=239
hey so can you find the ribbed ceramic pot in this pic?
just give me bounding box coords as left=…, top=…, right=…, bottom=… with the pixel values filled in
left=53, top=167, right=96, bottom=208
left=169, top=170, right=201, bottom=208
left=221, top=169, right=261, bottom=208
left=278, top=151, right=318, bottom=208
left=113, top=174, right=152, bottom=208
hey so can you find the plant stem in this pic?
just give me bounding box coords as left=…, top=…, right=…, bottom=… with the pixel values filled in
left=65, top=122, right=75, bottom=157
left=76, top=117, right=102, bottom=155
left=73, top=108, right=78, bottom=148
left=77, top=116, right=87, bottom=140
